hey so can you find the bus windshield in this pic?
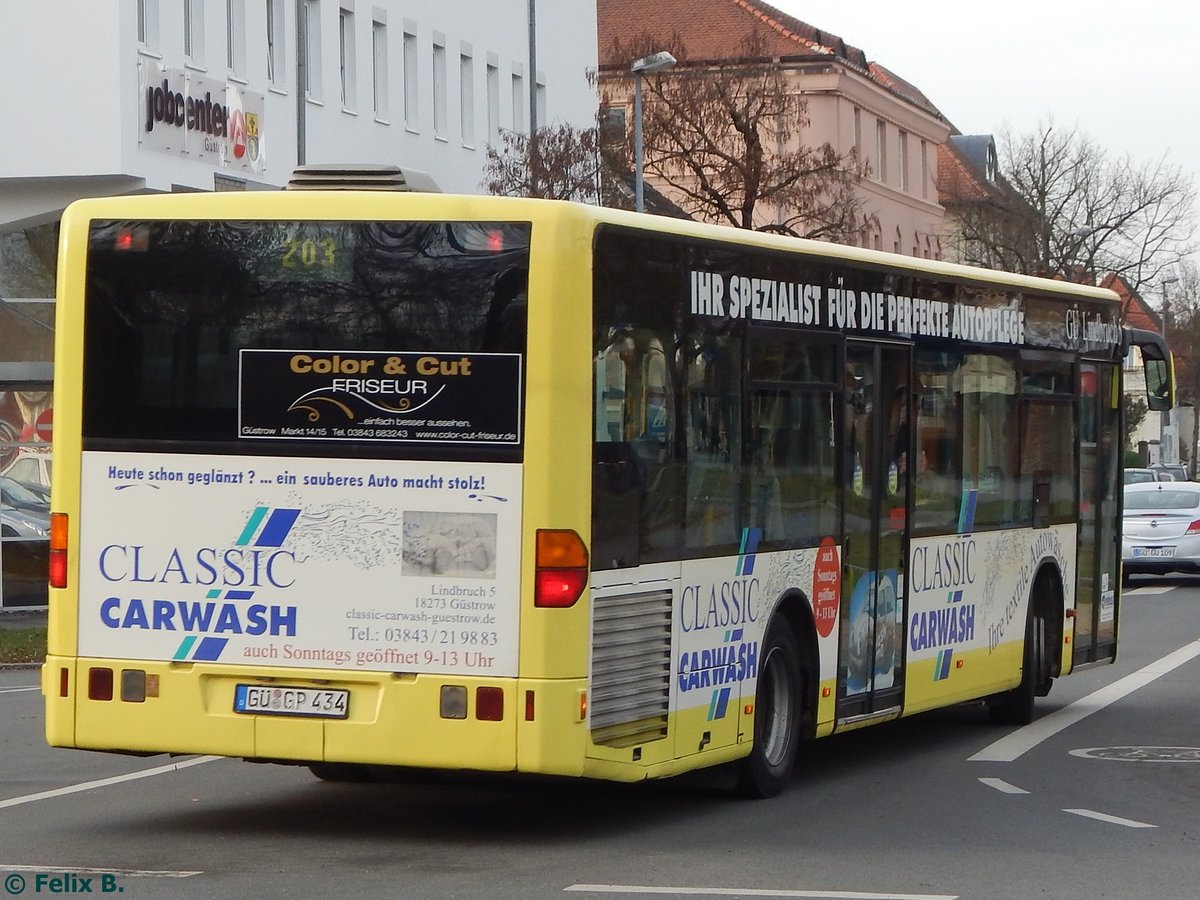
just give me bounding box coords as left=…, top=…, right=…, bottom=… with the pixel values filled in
left=82, top=220, right=530, bottom=457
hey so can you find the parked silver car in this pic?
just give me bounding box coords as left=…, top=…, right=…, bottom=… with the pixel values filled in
left=1123, top=467, right=1160, bottom=484
left=1150, top=463, right=1189, bottom=482
left=1122, top=481, right=1200, bottom=582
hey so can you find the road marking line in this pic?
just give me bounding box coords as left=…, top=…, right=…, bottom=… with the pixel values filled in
left=1064, top=808, right=1156, bottom=829
left=978, top=777, right=1029, bottom=794
left=565, top=885, right=958, bottom=899
left=0, top=687, right=38, bottom=694
left=0, top=756, right=221, bottom=810
left=969, top=638, right=1200, bottom=763
left=0, top=864, right=200, bottom=878
left=1125, top=585, right=1172, bottom=595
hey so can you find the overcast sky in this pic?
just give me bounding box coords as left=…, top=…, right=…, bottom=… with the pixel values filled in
left=770, top=1, right=1198, bottom=197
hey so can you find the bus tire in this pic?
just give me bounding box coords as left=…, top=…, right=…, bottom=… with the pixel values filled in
left=737, top=619, right=803, bottom=799
left=987, top=607, right=1047, bottom=726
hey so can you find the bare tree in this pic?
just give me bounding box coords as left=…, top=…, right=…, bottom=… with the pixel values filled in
left=946, top=120, right=1196, bottom=295
left=600, top=31, right=869, bottom=239
left=1163, top=261, right=1200, bottom=472
left=482, top=122, right=622, bottom=204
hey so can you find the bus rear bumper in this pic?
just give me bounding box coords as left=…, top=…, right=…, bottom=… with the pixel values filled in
left=44, top=657, right=590, bottom=777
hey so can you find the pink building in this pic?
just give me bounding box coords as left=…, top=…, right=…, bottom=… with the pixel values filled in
left=597, top=0, right=949, bottom=257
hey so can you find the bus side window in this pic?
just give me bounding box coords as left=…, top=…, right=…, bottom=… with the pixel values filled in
left=956, top=352, right=1019, bottom=528
left=912, top=352, right=961, bottom=534
left=594, top=329, right=632, bottom=443
left=592, top=325, right=682, bottom=566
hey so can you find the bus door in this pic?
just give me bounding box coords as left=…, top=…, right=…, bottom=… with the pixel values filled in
left=1074, top=361, right=1121, bottom=666
left=838, top=341, right=910, bottom=720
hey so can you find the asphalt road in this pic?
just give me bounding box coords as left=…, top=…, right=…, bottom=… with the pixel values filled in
left=2, top=578, right=1198, bottom=900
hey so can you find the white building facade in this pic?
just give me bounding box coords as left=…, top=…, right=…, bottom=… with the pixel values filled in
left=0, top=0, right=598, bottom=609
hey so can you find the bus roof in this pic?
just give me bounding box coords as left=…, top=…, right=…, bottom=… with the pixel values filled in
left=61, top=190, right=1120, bottom=306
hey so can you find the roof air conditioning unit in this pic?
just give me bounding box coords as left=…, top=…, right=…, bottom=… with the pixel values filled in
left=285, top=164, right=440, bottom=192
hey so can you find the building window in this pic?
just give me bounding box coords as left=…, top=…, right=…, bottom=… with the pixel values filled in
left=403, top=28, right=418, bottom=128
left=899, top=130, right=910, bottom=192
left=339, top=4, right=356, bottom=108
left=486, top=61, right=500, bottom=144
left=266, top=0, right=285, bottom=85
left=600, top=105, right=624, bottom=147
left=511, top=70, right=525, bottom=134
left=303, top=0, right=321, bottom=99
left=138, top=0, right=160, bottom=49
left=226, top=0, right=246, bottom=76
left=432, top=39, right=447, bottom=138
left=460, top=50, right=475, bottom=147
left=875, top=119, right=887, bottom=184
left=372, top=14, right=388, bottom=118
left=185, top=0, right=205, bottom=64
left=853, top=107, right=861, bottom=157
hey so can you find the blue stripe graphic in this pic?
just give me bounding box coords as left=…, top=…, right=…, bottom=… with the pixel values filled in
left=737, top=528, right=762, bottom=576
left=173, top=635, right=197, bottom=660
left=935, top=649, right=954, bottom=681
left=192, top=637, right=229, bottom=661
left=236, top=507, right=269, bottom=546
left=256, top=508, right=301, bottom=547
left=957, top=490, right=978, bottom=534
left=707, top=686, right=731, bottom=721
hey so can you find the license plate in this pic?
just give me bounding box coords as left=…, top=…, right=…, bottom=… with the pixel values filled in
left=233, top=684, right=349, bottom=719
left=1131, top=547, right=1175, bottom=558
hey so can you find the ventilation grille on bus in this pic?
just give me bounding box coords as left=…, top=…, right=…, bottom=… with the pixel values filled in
left=590, top=588, right=672, bottom=748
left=284, top=164, right=441, bottom=192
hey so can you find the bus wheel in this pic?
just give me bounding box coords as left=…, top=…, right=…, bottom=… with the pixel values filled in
left=737, top=620, right=802, bottom=799
left=987, top=608, right=1047, bottom=726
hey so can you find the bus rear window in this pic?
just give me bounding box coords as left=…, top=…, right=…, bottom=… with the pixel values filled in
left=82, top=220, right=529, bottom=459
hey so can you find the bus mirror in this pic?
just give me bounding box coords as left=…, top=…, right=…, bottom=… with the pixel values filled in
left=1125, top=328, right=1174, bottom=412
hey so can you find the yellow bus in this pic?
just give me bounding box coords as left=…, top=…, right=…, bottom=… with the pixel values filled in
left=44, top=184, right=1172, bottom=797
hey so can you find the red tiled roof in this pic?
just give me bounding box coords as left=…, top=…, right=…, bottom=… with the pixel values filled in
left=937, top=142, right=994, bottom=204
left=865, top=62, right=938, bottom=114
left=596, top=0, right=939, bottom=114
left=597, top=0, right=844, bottom=64
left=1102, top=273, right=1162, bottom=331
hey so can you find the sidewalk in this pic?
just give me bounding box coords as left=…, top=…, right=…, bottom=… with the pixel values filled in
left=0, top=608, right=47, bottom=629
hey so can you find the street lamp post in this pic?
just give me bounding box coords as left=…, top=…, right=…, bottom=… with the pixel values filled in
left=630, top=50, right=676, bottom=213
left=1161, top=275, right=1180, bottom=464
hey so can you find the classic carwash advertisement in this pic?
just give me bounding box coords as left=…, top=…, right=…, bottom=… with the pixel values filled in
left=670, top=538, right=842, bottom=718
left=76, top=451, right=522, bottom=676
left=905, top=524, right=1076, bottom=683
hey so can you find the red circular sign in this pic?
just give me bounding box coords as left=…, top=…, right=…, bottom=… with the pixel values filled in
left=34, top=408, right=53, bottom=443
left=812, top=536, right=841, bottom=638
left=230, top=109, right=247, bottom=159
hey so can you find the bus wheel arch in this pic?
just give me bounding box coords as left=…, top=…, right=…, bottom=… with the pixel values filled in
left=987, top=562, right=1062, bottom=724
left=737, top=591, right=818, bottom=798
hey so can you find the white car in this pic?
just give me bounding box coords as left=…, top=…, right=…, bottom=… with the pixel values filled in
left=1122, top=481, right=1200, bottom=582
left=1123, top=467, right=1159, bottom=484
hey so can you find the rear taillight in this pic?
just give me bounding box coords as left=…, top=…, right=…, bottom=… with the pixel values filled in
left=49, top=512, right=69, bottom=589
left=88, top=667, right=114, bottom=701
left=475, top=687, right=504, bottom=721
left=1186, top=520, right=1200, bottom=535
left=534, top=529, right=588, bottom=608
